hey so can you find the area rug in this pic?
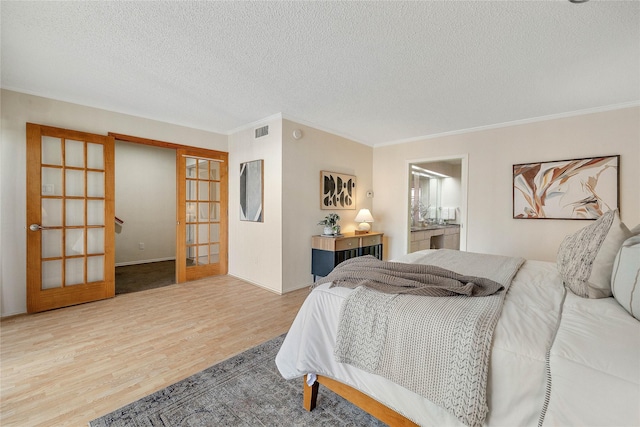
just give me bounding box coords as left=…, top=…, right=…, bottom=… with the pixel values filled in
left=89, top=334, right=386, bottom=426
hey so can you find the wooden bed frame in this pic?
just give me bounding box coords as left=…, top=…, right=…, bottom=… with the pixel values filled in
left=303, top=374, right=419, bottom=426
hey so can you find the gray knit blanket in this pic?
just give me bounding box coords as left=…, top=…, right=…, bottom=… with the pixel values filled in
left=314, top=256, right=505, bottom=297
left=328, top=250, right=525, bottom=427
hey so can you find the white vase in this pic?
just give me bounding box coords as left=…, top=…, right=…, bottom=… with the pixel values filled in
left=323, top=226, right=333, bottom=235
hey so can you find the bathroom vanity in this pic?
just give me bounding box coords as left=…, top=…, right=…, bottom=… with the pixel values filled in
left=409, top=224, right=460, bottom=252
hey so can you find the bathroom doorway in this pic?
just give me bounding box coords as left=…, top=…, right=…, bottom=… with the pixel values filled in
left=407, top=155, right=468, bottom=252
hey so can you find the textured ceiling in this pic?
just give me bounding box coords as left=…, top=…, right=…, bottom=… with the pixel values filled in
left=1, top=1, right=638, bottom=146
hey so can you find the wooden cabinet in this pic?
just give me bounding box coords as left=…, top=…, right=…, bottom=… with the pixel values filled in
left=410, top=225, right=460, bottom=253
left=311, top=232, right=383, bottom=279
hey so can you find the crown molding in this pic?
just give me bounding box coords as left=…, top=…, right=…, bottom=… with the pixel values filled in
left=376, top=101, right=640, bottom=148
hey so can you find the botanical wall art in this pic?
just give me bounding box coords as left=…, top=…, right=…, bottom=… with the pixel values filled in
left=513, top=155, right=619, bottom=219
left=320, top=171, right=356, bottom=210
left=240, top=159, right=263, bottom=222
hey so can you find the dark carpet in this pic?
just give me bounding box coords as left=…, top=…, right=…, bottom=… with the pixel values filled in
left=115, top=260, right=176, bottom=295
left=89, top=335, right=387, bottom=427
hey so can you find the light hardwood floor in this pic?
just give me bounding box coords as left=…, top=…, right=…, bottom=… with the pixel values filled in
left=1, top=275, right=309, bottom=427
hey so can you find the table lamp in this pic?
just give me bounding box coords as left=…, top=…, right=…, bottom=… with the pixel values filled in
left=354, top=209, right=374, bottom=235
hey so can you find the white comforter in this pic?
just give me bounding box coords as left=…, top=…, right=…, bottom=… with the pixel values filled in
left=276, top=251, right=640, bottom=426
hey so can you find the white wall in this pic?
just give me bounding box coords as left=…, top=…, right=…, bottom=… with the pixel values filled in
left=281, top=119, right=374, bottom=292
left=114, top=141, right=176, bottom=265
left=228, top=117, right=373, bottom=294
left=228, top=117, right=284, bottom=293
left=441, top=164, right=462, bottom=224
left=373, top=107, right=640, bottom=262
left=0, top=90, right=227, bottom=316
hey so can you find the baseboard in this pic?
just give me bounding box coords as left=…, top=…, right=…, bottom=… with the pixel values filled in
left=227, top=273, right=282, bottom=295
left=115, top=257, right=176, bottom=267
left=283, top=282, right=313, bottom=293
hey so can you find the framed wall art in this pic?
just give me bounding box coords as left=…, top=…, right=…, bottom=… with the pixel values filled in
left=513, top=155, right=619, bottom=220
left=320, top=171, right=356, bottom=210
left=240, top=159, right=263, bottom=222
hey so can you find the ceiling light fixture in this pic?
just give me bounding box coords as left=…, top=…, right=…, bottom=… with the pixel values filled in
left=568, top=0, right=589, bottom=3
left=411, top=165, right=450, bottom=178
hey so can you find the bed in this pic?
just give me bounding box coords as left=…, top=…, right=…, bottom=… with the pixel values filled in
left=275, top=210, right=640, bottom=426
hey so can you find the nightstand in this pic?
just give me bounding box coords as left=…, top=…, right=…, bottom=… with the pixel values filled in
left=311, top=232, right=383, bottom=279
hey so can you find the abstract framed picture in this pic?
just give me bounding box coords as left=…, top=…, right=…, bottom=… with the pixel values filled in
left=240, top=159, right=263, bottom=222
left=320, top=171, right=356, bottom=210
left=513, top=155, right=619, bottom=220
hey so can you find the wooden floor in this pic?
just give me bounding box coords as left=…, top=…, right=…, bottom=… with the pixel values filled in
left=0, top=275, right=309, bottom=427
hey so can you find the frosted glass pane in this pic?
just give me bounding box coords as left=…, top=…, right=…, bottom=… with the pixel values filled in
left=198, top=161, right=208, bottom=179
left=210, top=244, right=220, bottom=263
left=66, top=169, right=84, bottom=196
left=186, top=180, right=196, bottom=200
left=210, top=182, right=220, bottom=202
left=186, top=158, right=196, bottom=178
left=87, top=256, right=104, bottom=282
left=209, top=203, right=220, bottom=221
left=198, top=203, right=208, bottom=223
left=66, top=229, right=84, bottom=256
left=42, top=260, right=62, bottom=289
left=198, top=182, right=209, bottom=201
left=65, top=139, right=84, bottom=167
left=42, top=167, right=62, bottom=196
left=186, top=246, right=196, bottom=266
left=198, top=245, right=209, bottom=265
left=42, top=229, right=62, bottom=258
left=87, top=200, right=104, bottom=226
left=186, top=224, right=195, bottom=244
left=196, top=224, right=205, bottom=244
left=42, top=199, right=62, bottom=227
left=87, top=143, right=103, bottom=169
left=42, top=136, right=62, bottom=166
left=87, top=171, right=104, bottom=197
left=209, top=161, right=220, bottom=180
left=87, top=228, right=104, bottom=254
left=191, top=224, right=202, bottom=244
left=186, top=203, right=197, bottom=223
left=209, top=223, right=220, bottom=243
left=66, top=258, right=84, bottom=286
left=66, top=199, right=84, bottom=226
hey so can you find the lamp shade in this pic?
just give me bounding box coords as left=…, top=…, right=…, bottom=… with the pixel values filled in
left=355, top=209, right=374, bottom=223
left=355, top=209, right=373, bottom=232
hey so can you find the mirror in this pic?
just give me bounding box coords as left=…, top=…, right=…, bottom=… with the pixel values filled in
left=240, top=159, right=264, bottom=222
left=409, top=160, right=461, bottom=228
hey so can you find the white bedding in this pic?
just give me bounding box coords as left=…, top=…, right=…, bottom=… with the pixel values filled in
left=275, top=251, right=640, bottom=426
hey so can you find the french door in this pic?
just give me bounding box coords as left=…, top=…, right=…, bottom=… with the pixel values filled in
left=26, top=123, right=115, bottom=313
left=176, top=147, right=228, bottom=282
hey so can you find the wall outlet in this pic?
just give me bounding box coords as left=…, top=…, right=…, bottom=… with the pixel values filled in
left=139, top=242, right=145, bottom=250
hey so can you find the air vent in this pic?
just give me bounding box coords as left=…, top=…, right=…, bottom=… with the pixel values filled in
left=255, top=125, right=269, bottom=138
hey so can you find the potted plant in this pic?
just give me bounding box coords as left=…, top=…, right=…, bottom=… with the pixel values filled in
left=318, top=212, right=340, bottom=236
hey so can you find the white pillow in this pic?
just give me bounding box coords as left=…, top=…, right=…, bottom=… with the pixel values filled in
left=557, top=209, right=631, bottom=298
left=611, top=235, right=640, bottom=319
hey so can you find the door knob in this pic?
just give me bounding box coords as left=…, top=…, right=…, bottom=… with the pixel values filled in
left=29, top=224, right=45, bottom=231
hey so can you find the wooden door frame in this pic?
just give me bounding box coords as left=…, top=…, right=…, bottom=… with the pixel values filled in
left=107, top=133, right=228, bottom=284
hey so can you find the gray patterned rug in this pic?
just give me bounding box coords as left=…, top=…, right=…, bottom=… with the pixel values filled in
left=89, top=334, right=386, bottom=426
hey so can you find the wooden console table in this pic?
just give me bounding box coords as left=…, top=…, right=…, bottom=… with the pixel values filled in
left=311, top=232, right=383, bottom=279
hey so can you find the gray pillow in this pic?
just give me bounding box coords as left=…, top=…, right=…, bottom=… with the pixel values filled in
left=611, top=235, right=640, bottom=319
left=557, top=209, right=631, bottom=298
